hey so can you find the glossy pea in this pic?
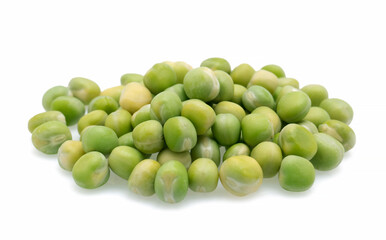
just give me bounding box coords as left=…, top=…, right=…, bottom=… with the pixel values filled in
left=191, top=136, right=221, bottom=166
left=230, top=63, right=255, bottom=87
left=157, top=148, right=192, bottom=169
left=119, top=82, right=152, bottom=114
left=212, top=113, right=240, bottom=146
left=68, top=77, right=101, bottom=104
left=108, top=146, right=144, bottom=180
left=279, top=155, right=315, bottom=192
left=42, top=86, right=70, bottom=111
left=58, top=140, right=85, bottom=171
left=163, top=116, right=197, bottom=152
left=183, top=67, right=220, bottom=102
left=320, top=98, right=354, bottom=125
left=132, top=120, right=164, bottom=154
left=310, top=133, right=345, bottom=171
left=77, top=110, right=108, bottom=134
left=181, top=99, right=216, bottom=135
left=51, top=96, right=85, bottom=126
left=105, top=108, right=132, bottom=137
left=276, top=91, right=311, bottom=123
left=81, top=126, right=119, bottom=154
left=200, top=57, right=231, bottom=74
left=150, top=91, right=182, bottom=125
left=143, top=63, right=177, bottom=95
left=223, top=143, right=250, bottom=161
left=248, top=69, right=279, bottom=94
left=279, top=124, right=317, bottom=160
left=318, top=119, right=356, bottom=152
left=241, top=114, right=274, bottom=148
left=31, top=121, right=72, bottom=154
left=250, top=141, right=282, bottom=178
left=188, top=158, right=219, bottom=193
left=242, top=85, right=275, bottom=112
left=261, top=64, right=286, bottom=78
left=212, top=70, right=234, bottom=103
left=128, top=159, right=160, bottom=196
left=28, top=111, right=66, bottom=133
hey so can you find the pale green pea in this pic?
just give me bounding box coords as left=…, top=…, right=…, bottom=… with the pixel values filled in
left=81, top=126, right=119, bottom=154
left=248, top=69, right=279, bottom=94
left=120, top=73, right=143, bottom=85
left=143, top=63, right=177, bottom=95
left=212, top=113, right=240, bottom=146
left=118, top=132, right=134, bottom=147
left=51, top=96, right=85, bottom=126
left=302, top=106, right=330, bottom=127
left=277, top=91, right=311, bottom=123
left=119, top=82, right=152, bottom=114
left=68, top=77, right=101, bottom=104
left=298, top=120, right=318, bottom=134
left=28, top=111, right=66, bottom=133
left=310, top=133, right=345, bottom=171
left=223, top=143, right=250, bottom=161
left=301, top=84, right=329, bottom=106
left=164, top=61, right=193, bottom=84
left=279, top=124, right=317, bottom=160
left=88, top=96, right=119, bottom=114
left=275, top=85, right=299, bottom=103
left=212, top=70, right=234, bottom=103
left=278, top=78, right=299, bottom=88
left=241, top=114, right=274, bottom=148
left=188, top=158, right=219, bottom=193
left=100, top=85, right=125, bottom=103
left=165, top=83, right=188, bottom=101
left=279, top=155, right=315, bottom=192
left=214, top=101, right=246, bottom=122
left=42, top=86, right=71, bottom=111
left=318, top=119, right=356, bottom=152
left=58, top=140, right=85, bottom=171
left=191, top=136, right=221, bottom=166
left=231, top=84, right=247, bottom=105
left=77, top=110, right=108, bottom=134
left=252, top=106, right=282, bottom=134
left=108, top=146, right=144, bottom=180
left=128, top=159, right=160, bottom=196
left=132, top=120, right=164, bottom=154
left=131, top=104, right=151, bottom=128
left=150, top=91, right=182, bottom=125
left=200, top=57, right=231, bottom=74
left=242, top=85, right=275, bottom=112
left=183, top=67, right=220, bottom=102
left=320, top=98, right=354, bottom=125
left=230, top=63, right=255, bottom=87
left=163, top=116, right=197, bottom=152
left=31, top=121, right=72, bottom=154
left=157, top=148, right=192, bottom=169
left=181, top=99, right=216, bottom=135
left=105, top=108, right=132, bottom=137
left=250, top=141, right=282, bottom=178
left=261, top=64, right=286, bottom=78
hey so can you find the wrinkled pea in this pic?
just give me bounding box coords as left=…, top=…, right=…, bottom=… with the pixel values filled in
left=223, top=143, right=250, bottom=161
left=320, top=98, right=354, bottom=125
left=310, top=133, right=345, bottom=171
left=250, top=141, right=282, bottom=178
left=188, top=158, right=219, bottom=193
left=212, top=113, right=240, bottom=146
left=120, top=73, right=143, bottom=85
left=165, top=83, right=188, bottom=101
left=157, top=148, right=192, bottom=169
left=143, top=62, right=177, bottom=95
left=191, top=136, right=221, bottom=166
left=32, top=121, right=72, bottom=154
left=150, top=91, right=182, bottom=125
left=242, top=85, right=275, bottom=112
left=261, top=64, right=286, bottom=78
left=163, top=116, right=197, bottom=152
left=119, top=82, right=152, bottom=114
left=88, top=96, right=119, bottom=114
left=183, top=67, right=220, bottom=102
left=214, top=101, right=246, bottom=122
left=318, top=119, right=356, bottom=152
left=301, top=84, right=329, bottom=107
left=231, top=84, right=247, bottom=105
left=105, top=108, right=132, bottom=137
left=279, top=124, right=317, bottom=160
left=132, top=120, right=164, bottom=154
left=302, top=106, right=330, bottom=127
left=51, top=96, right=85, bottom=126
left=131, top=104, right=151, bottom=128
left=58, top=140, right=85, bottom=171
left=230, top=63, right=255, bottom=87
left=42, top=86, right=71, bottom=111
left=100, top=85, right=125, bottom=103
left=128, top=159, right=160, bottom=196
left=200, top=57, right=231, bottom=74
left=279, top=155, right=315, bottom=192
left=278, top=77, right=299, bottom=88
left=252, top=106, right=282, bottom=134
left=81, top=125, right=119, bottom=154
left=108, top=146, right=144, bottom=180
left=212, top=70, right=234, bottom=103
left=77, top=110, right=108, bottom=134
left=68, top=77, right=101, bottom=104
left=277, top=91, right=311, bottom=123
left=241, top=113, right=274, bottom=148
left=28, top=111, right=66, bottom=133
left=181, top=99, right=216, bottom=135
left=248, top=69, right=279, bottom=94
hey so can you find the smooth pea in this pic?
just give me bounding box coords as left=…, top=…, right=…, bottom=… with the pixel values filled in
left=248, top=69, right=279, bottom=94
left=120, top=73, right=143, bottom=85
left=157, top=148, right=192, bottom=169
left=242, top=85, right=275, bottom=112
left=119, top=82, right=152, bottom=114
left=250, top=142, right=282, bottom=178
left=105, top=108, right=132, bottom=137
left=143, top=63, right=177, bottom=95
left=51, top=96, right=85, bottom=126
left=298, top=120, right=318, bottom=134
left=252, top=106, right=282, bottom=134
left=42, top=86, right=70, bottom=111
left=81, top=126, right=119, bottom=154
left=58, top=140, right=85, bottom=171
left=278, top=77, right=299, bottom=88
left=200, top=57, right=231, bottom=74
left=231, top=84, right=247, bottom=105
left=150, top=91, right=182, bottom=125
left=191, top=136, right=221, bottom=166
left=212, top=113, right=240, bottom=146
left=223, top=143, right=250, bottom=161
left=164, top=61, right=193, bottom=84
left=301, top=84, right=329, bottom=106
left=28, top=111, right=66, bottom=133
left=183, top=67, right=220, bottom=102
left=241, top=114, right=274, bottom=148
left=277, top=91, right=311, bottom=123
left=165, top=83, right=188, bottom=101
left=72, top=151, right=110, bottom=189
left=154, top=160, right=189, bottom=203
left=214, top=101, right=246, bottom=122
left=219, top=155, right=263, bottom=196
left=212, top=70, right=234, bottom=103
left=131, top=104, right=151, bottom=128
left=320, top=98, right=354, bottom=125
left=128, top=159, right=160, bottom=196
left=68, top=77, right=100, bottom=104
left=261, top=64, right=286, bottom=78
left=132, top=120, right=164, bottom=154
left=230, top=63, right=255, bottom=87
left=279, top=155, right=315, bottom=192
left=88, top=96, right=119, bottom=114
left=100, top=85, right=125, bottom=103
left=318, top=119, right=356, bottom=152
left=279, top=124, right=317, bottom=160
left=163, top=116, right=197, bottom=152
left=181, top=99, right=216, bottom=135
left=118, top=132, right=134, bottom=147
left=77, top=110, right=108, bottom=134
left=108, top=146, right=144, bottom=180
left=302, top=106, right=330, bottom=127
left=31, top=121, right=72, bottom=154
left=310, top=133, right=345, bottom=171
left=275, top=85, right=299, bottom=103
left=188, top=158, right=219, bottom=193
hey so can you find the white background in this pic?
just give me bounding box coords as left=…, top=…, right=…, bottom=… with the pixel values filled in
left=1, top=0, right=385, bottom=239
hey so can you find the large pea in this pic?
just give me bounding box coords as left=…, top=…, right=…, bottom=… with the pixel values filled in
left=241, top=114, right=274, bottom=148
left=231, top=84, right=247, bottom=105
left=252, top=106, right=282, bottom=134
left=320, top=98, right=354, bottom=125
left=219, top=155, right=263, bottom=196
left=188, top=158, right=219, bottom=193
left=301, top=84, right=329, bottom=106
left=212, top=70, right=234, bottom=103
left=212, top=113, right=240, bottom=146
left=128, top=159, right=160, bottom=197
left=191, top=136, right=221, bottom=166
left=183, top=67, right=220, bottom=102
left=214, top=101, right=246, bottom=122
left=163, top=116, right=197, bottom=152
left=200, top=57, right=231, bottom=74
left=248, top=69, right=279, bottom=94
left=68, top=77, right=101, bottom=104
left=100, top=85, right=125, bottom=103
left=310, top=133, right=345, bottom=171
left=230, top=63, right=255, bottom=87
left=165, top=83, right=188, bottom=101
left=261, top=64, right=286, bottom=78
left=105, top=108, right=132, bottom=137
left=81, top=126, right=119, bottom=154
left=279, top=155, right=315, bottom=192
left=277, top=91, right=311, bottom=123
left=279, top=124, right=317, bottom=160
left=157, top=148, right=192, bottom=169
left=242, top=85, right=275, bottom=112
left=31, top=121, right=72, bottom=154
left=154, top=160, right=189, bottom=204
left=143, top=63, right=177, bottom=95
left=119, top=82, right=152, bottom=114
left=51, top=96, right=85, bottom=126
left=77, top=110, right=108, bottom=134
left=88, top=96, right=119, bottom=114
left=42, top=86, right=70, bottom=111
left=250, top=141, right=282, bottom=178
left=120, top=73, right=143, bottom=85
left=223, top=143, right=250, bottom=161
left=150, top=91, right=182, bottom=125
left=181, top=99, right=216, bottom=135
left=302, top=106, right=330, bottom=127
left=278, top=77, right=299, bottom=88
left=131, top=104, right=151, bottom=128
left=72, top=151, right=110, bottom=189
left=318, top=119, right=356, bottom=152
left=58, top=140, right=85, bottom=171
left=108, top=146, right=144, bottom=180
left=164, top=61, right=193, bottom=84
left=132, top=120, right=164, bottom=154
left=28, top=111, right=66, bottom=133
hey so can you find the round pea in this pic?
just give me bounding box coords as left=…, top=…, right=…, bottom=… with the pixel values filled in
left=81, top=126, right=119, bottom=154
left=183, top=67, right=220, bottom=102
left=118, top=132, right=134, bottom=147
left=219, top=155, right=263, bottom=196
left=58, top=140, right=85, bottom=171
left=28, top=111, right=66, bottom=133
left=31, top=121, right=72, bottom=154
left=302, top=106, right=330, bottom=127
left=181, top=99, right=216, bottom=135
left=120, top=73, right=143, bottom=85
left=119, top=82, right=152, bottom=114
left=214, top=101, right=246, bottom=122
left=108, top=146, right=144, bottom=180
left=68, top=77, right=101, bottom=104
left=42, top=86, right=70, bottom=111
left=105, top=108, right=132, bottom=137
left=164, top=61, right=192, bottom=84
left=223, top=143, right=250, bottom=161
left=157, top=148, right=192, bottom=169
left=277, top=91, right=311, bottom=123
left=242, top=85, right=275, bottom=112
left=230, top=63, right=255, bottom=87
left=261, top=64, right=286, bottom=78
left=100, top=85, right=125, bottom=103
left=301, top=84, right=329, bottom=106
left=279, top=124, right=317, bottom=160
left=250, top=141, right=282, bottom=178
left=132, top=120, right=164, bottom=154
left=77, top=110, right=108, bottom=134
left=231, top=84, right=247, bottom=105
left=278, top=77, right=299, bottom=88
left=320, top=98, right=354, bottom=125
left=248, top=69, right=279, bottom=94
left=150, top=91, right=182, bottom=125
left=128, top=159, right=160, bottom=196
left=188, top=158, right=219, bottom=193
left=310, top=133, right=345, bottom=171
left=163, top=116, right=197, bottom=152
left=88, top=96, right=119, bottom=114
left=143, top=63, right=177, bottom=95
left=318, top=119, right=356, bottom=152
left=200, top=57, right=231, bottom=74
left=212, top=113, right=240, bottom=146
left=165, top=83, right=188, bottom=101
left=131, top=104, right=151, bottom=128
left=279, top=155, right=315, bottom=192
left=51, top=96, right=85, bottom=126
left=252, top=106, right=282, bottom=134
left=275, top=85, right=299, bottom=103
left=191, top=136, right=221, bottom=166
left=212, top=70, right=234, bottom=103
left=298, top=120, right=318, bottom=134
left=241, top=114, right=274, bottom=148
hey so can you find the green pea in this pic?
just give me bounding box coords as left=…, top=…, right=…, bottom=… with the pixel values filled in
left=77, top=110, right=108, bottom=134
left=230, top=63, right=255, bottom=87
left=108, top=146, right=144, bottom=180
left=81, top=126, right=119, bottom=154
left=164, top=61, right=193, bottom=84
left=183, top=67, right=220, bottom=102
left=261, top=64, right=286, bottom=78
left=150, top=91, right=182, bottom=125
left=154, top=160, right=188, bottom=203
left=231, top=84, right=247, bottom=105
left=318, top=120, right=356, bottom=152
left=273, top=132, right=280, bottom=145
left=241, top=114, right=274, bottom=148
left=302, top=106, right=330, bottom=127
left=212, top=113, right=240, bottom=146
left=277, top=91, right=311, bottom=123
left=214, top=101, right=246, bottom=122
left=42, top=86, right=71, bottom=111
left=165, top=83, right=188, bottom=101
left=100, top=85, right=125, bottom=103
left=200, top=57, right=231, bottom=74
left=223, top=143, right=250, bottom=161
left=132, top=120, right=164, bottom=154
left=58, top=140, right=85, bottom=171
left=250, top=142, right=282, bottom=178
left=120, top=73, right=143, bottom=85
left=128, top=159, right=160, bottom=196
left=252, top=106, right=282, bottom=134
left=163, top=116, right=197, bottom=152
left=143, top=63, right=177, bottom=95
left=242, top=85, right=275, bottom=112
left=105, top=108, right=132, bottom=137
left=320, top=98, right=354, bottom=125
left=72, top=151, right=110, bottom=189
left=88, top=96, right=119, bottom=114
left=118, top=132, right=134, bottom=147
left=68, top=77, right=101, bottom=104
left=212, top=70, right=234, bottom=103
left=301, top=84, right=329, bottom=106
left=157, top=148, right=192, bottom=169
left=278, top=77, right=299, bottom=88
left=275, top=85, right=299, bottom=103
left=279, top=155, right=315, bottom=192
left=131, top=104, right=151, bottom=128
left=298, top=120, right=318, bottom=134
left=191, top=136, right=221, bottom=166
left=119, top=82, right=152, bottom=114
left=181, top=99, right=216, bottom=135
left=28, top=111, right=66, bottom=133
left=248, top=69, right=279, bottom=94
left=31, top=121, right=72, bottom=154
left=279, top=124, right=317, bottom=160
left=188, top=158, right=219, bottom=193
left=219, top=155, right=263, bottom=196
left=51, top=96, right=85, bottom=126
left=310, top=133, right=345, bottom=171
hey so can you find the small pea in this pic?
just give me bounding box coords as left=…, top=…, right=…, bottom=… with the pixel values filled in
left=105, top=108, right=132, bottom=137
left=128, top=159, right=160, bottom=196
left=150, top=91, right=182, bottom=125
left=191, top=136, right=221, bottom=166
left=68, top=77, right=101, bottom=104
left=279, top=155, right=315, bottom=192
left=163, top=116, right=197, bottom=152
left=250, top=141, right=282, bottom=178
left=42, top=86, right=71, bottom=111
left=88, top=96, right=119, bottom=114
left=183, top=67, right=220, bottom=102
left=320, top=98, right=354, bottom=125
left=212, top=113, right=240, bottom=146
left=119, top=82, right=152, bottom=114
left=81, top=126, right=119, bottom=154
left=51, top=96, right=85, bottom=126
left=310, top=133, right=345, bottom=171
left=157, top=148, right=192, bottom=169
left=77, top=110, right=108, bottom=134
left=301, top=84, right=329, bottom=106
left=261, top=64, right=286, bottom=78
left=28, top=111, right=66, bottom=133
left=242, top=85, right=275, bottom=112
left=248, top=69, right=279, bottom=94
left=108, top=146, right=144, bottom=180
left=181, top=99, right=216, bottom=135
left=120, top=73, right=143, bottom=85
left=188, top=158, right=219, bottom=193
left=318, top=119, right=356, bottom=152
left=200, top=57, right=231, bottom=74
left=58, top=140, right=85, bottom=171
left=31, top=121, right=72, bottom=154
left=276, top=91, right=311, bottom=123
left=241, top=114, right=274, bottom=148
left=230, top=63, right=255, bottom=87
left=132, top=120, right=164, bottom=154
left=143, top=63, right=177, bottom=95
left=223, top=143, right=250, bottom=161
left=279, top=124, right=317, bottom=160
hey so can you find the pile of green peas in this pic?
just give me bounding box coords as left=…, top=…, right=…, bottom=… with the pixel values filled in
left=28, top=57, right=356, bottom=203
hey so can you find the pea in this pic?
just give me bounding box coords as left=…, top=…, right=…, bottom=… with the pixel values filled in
left=214, top=101, right=246, bottom=122
left=231, top=84, right=247, bottom=105
left=88, top=96, right=119, bottom=114
left=223, top=143, right=250, bottom=161
left=191, top=136, right=221, bottom=166
left=279, top=124, right=317, bottom=160
left=279, top=155, right=315, bottom=192
left=132, top=120, right=164, bottom=154
left=318, top=119, right=356, bottom=152
left=28, top=111, right=66, bottom=133
left=42, top=86, right=71, bottom=111
left=58, top=140, right=85, bottom=171
left=118, top=132, right=134, bottom=147
left=242, top=85, right=275, bottom=112
left=143, top=63, right=177, bottom=95
left=230, top=63, right=255, bottom=87
left=276, top=91, right=311, bottom=123
left=248, top=69, right=279, bottom=94
left=100, top=85, right=125, bottom=103
left=31, top=121, right=72, bottom=154
left=157, top=148, right=192, bottom=169
left=298, top=120, right=318, bottom=134
left=108, top=146, right=144, bottom=180
left=77, top=110, right=108, bottom=134
left=165, top=83, right=189, bottom=101
left=301, top=84, right=329, bottom=106
left=200, top=57, right=231, bottom=74
left=310, top=133, right=345, bottom=171
left=183, top=67, right=220, bottom=102
left=250, top=142, right=282, bottom=178
left=131, top=104, right=151, bottom=128
left=120, top=73, right=143, bottom=85
left=128, top=159, right=160, bottom=196
left=51, top=96, right=85, bottom=126
left=68, top=77, right=101, bottom=104
left=119, top=82, right=152, bottom=114
left=212, top=70, right=234, bottom=103
left=163, top=116, right=197, bottom=152
left=278, top=77, right=299, bottom=88
left=104, top=108, right=132, bottom=137
left=212, top=113, right=241, bottom=146
left=188, top=158, right=219, bottom=193
left=150, top=91, right=182, bottom=125
left=261, top=64, right=286, bottom=78
left=252, top=106, right=282, bottom=134
left=320, top=98, right=354, bottom=125
left=302, top=106, right=330, bottom=127
left=164, top=61, right=193, bottom=84
left=181, top=99, right=216, bottom=135
left=241, top=114, right=274, bottom=148
left=81, top=126, right=119, bottom=154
